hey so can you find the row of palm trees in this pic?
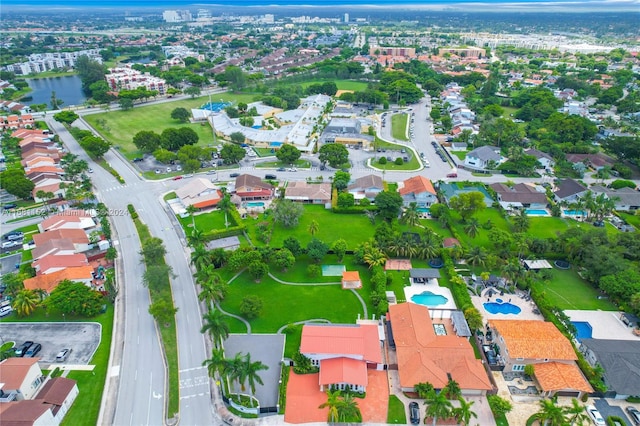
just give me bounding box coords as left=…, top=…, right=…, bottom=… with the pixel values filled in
left=415, top=380, right=478, bottom=426
left=318, top=389, right=362, bottom=423
left=533, top=397, right=590, bottom=426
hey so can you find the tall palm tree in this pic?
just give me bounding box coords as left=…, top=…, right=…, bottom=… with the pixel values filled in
left=187, top=228, right=205, bottom=248
left=453, top=397, right=477, bottom=426
left=424, top=390, right=453, bottom=426
left=534, top=397, right=566, bottom=426
left=339, top=393, right=361, bottom=422
left=200, top=309, right=230, bottom=349
left=363, top=245, right=387, bottom=269
left=564, top=398, right=589, bottom=426
left=217, top=195, right=232, bottom=229
left=414, top=382, right=434, bottom=399
left=202, top=347, right=226, bottom=380
left=363, top=209, right=378, bottom=225
left=512, top=209, right=530, bottom=233
left=190, top=244, right=211, bottom=272
left=224, top=352, right=246, bottom=395
left=319, top=389, right=342, bottom=423
left=185, top=204, right=197, bottom=229
left=308, top=220, right=319, bottom=236
left=198, top=274, right=227, bottom=308
left=464, top=217, right=480, bottom=238
left=466, top=246, right=487, bottom=268
left=243, top=352, right=268, bottom=407
left=194, top=262, right=217, bottom=286
left=12, top=289, right=40, bottom=317
left=443, top=378, right=461, bottom=399
left=400, top=202, right=421, bottom=227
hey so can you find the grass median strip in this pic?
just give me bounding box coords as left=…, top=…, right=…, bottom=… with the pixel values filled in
left=130, top=205, right=180, bottom=419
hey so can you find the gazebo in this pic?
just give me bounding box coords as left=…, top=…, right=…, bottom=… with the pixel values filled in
left=341, top=271, right=362, bottom=289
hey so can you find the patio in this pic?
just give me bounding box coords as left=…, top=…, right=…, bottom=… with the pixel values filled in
left=472, top=289, right=544, bottom=322
left=403, top=285, right=458, bottom=310
left=565, top=310, right=638, bottom=340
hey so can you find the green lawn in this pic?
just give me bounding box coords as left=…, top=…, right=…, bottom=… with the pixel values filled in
left=243, top=204, right=377, bottom=249
left=533, top=268, right=617, bottom=311
left=387, top=395, right=407, bottom=424
left=391, top=113, right=408, bottom=141
left=618, top=212, right=640, bottom=229
left=451, top=150, right=468, bottom=161
left=371, top=154, right=421, bottom=171
left=84, top=92, right=256, bottom=156
left=179, top=210, right=231, bottom=234
left=450, top=208, right=511, bottom=249
left=297, top=79, right=369, bottom=92
left=255, top=159, right=310, bottom=169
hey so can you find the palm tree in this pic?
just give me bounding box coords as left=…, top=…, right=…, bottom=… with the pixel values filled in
left=424, top=390, right=453, bottom=426
left=414, top=382, right=434, bottom=399
left=190, top=244, right=211, bottom=272
left=466, top=246, right=487, bottom=268
left=512, top=209, right=530, bottom=232
left=319, top=389, right=342, bottom=423
left=12, top=289, right=40, bottom=317
left=417, top=238, right=440, bottom=261
left=339, top=393, right=361, bottom=422
left=243, top=352, right=268, bottom=407
left=185, top=204, right=197, bottom=229
left=534, top=397, right=566, bottom=426
left=198, top=274, right=227, bottom=308
left=362, top=244, right=387, bottom=269
left=202, top=347, right=226, bottom=380
left=217, top=195, right=232, bottom=229
left=308, top=220, right=319, bottom=236
left=200, top=309, right=230, bottom=349
left=564, top=398, right=589, bottom=426
left=363, top=209, right=377, bottom=225
left=187, top=228, right=205, bottom=247
left=464, top=218, right=480, bottom=238
left=400, top=202, right=421, bottom=227
left=453, top=397, right=477, bottom=426
left=443, top=378, right=461, bottom=399
left=224, top=352, right=246, bottom=395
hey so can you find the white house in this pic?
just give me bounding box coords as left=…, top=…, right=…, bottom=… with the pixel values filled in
left=464, top=146, right=503, bottom=170
left=0, top=357, right=45, bottom=401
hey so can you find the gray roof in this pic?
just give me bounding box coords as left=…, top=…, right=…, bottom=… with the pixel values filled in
left=451, top=311, right=471, bottom=337
left=466, top=145, right=501, bottom=162
left=409, top=268, right=441, bottom=279
left=580, top=339, right=640, bottom=396
left=554, top=178, right=587, bottom=199
left=206, top=236, right=240, bottom=251
left=348, top=174, right=383, bottom=192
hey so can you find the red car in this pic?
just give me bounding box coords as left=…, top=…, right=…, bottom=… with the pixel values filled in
left=172, top=175, right=183, bottom=181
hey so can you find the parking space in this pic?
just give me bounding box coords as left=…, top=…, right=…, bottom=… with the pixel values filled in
left=0, top=252, right=21, bottom=274
left=0, top=322, right=101, bottom=364
left=594, top=399, right=634, bottom=426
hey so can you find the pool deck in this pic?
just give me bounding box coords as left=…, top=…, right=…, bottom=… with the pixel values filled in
left=565, top=310, right=639, bottom=341
left=472, top=288, right=544, bottom=323
left=403, top=284, right=457, bottom=310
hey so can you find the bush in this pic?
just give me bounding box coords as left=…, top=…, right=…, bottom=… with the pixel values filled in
left=394, top=157, right=404, bottom=165
left=610, top=179, right=637, bottom=190
left=378, top=157, right=387, bottom=165
left=307, top=264, right=321, bottom=277
left=127, top=204, right=138, bottom=220
left=292, top=351, right=319, bottom=374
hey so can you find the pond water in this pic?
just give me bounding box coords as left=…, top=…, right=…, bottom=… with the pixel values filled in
left=25, top=75, right=86, bottom=107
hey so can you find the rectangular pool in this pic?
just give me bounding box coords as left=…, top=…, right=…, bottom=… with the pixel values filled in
left=247, top=202, right=265, bottom=208
left=525, top=209, right=549, bottom=216
left=563, top=209, right=586, bottom=216
left=321, top=264, right=346, bottom=276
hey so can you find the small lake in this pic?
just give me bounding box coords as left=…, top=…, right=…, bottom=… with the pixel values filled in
left=24, top=75, right=87, bottom=107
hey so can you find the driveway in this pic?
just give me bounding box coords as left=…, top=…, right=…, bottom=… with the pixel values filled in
left=594, top=398, right=634, bottom=426
left=0, top=322, right=101, bottom=364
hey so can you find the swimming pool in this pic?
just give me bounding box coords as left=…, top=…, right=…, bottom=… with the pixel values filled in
left=418, top=207, right=430, bottom=213
left=246, top=202, right=265, bottom=208
left=525, top=209, right=549, bottom=216
left=571, top=321, right=593, bottom=341
left=563, top=209, right=586, bottom=216
left=321, top=264, right=346, bottom=276
left=483, top=301, right=522, bottom=315
left=411, top=291, right=449, bottom=307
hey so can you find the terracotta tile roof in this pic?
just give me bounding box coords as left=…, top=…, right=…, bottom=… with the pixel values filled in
left=31, top=238, right=75, bottom=260
left=23, top=266, right=94, bottom=294
left=442, top=238, right=461, bottom=248
left=235, top=174, right=273, bottom=191
left=35, top=377, right=77, bottom=406
left=0, top=358, right=41, bottom=390
left=33, top=229, right=89, bottom=246
left=40, top=210, right=92, bottom=231
left=388, top=303, right=492, bottom=391
left=0, top=400, right=53, bottom=425
left=534, top=362, right=593, bottom=393
left=399, top=176, right=436, bottom=196
left=33, top=253, right=88, bottom=275
left=342, top=271, right=360, bottom=281
left=489, top=319, right=577, bottom=360
left=319, top=358, right=368, bottom=387
left=284, top=182, right=332, bottom=202
left=301, top=324, right=382, bottom=364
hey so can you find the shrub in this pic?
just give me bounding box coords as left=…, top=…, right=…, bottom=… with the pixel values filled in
left=610, top=179, right=636, bottom=190
left=292, top=351, right=319, bottom=374
left=127, top=204, right=138, bottom=220
left=307, top=264, right=321, bottom=277
left=378, top=157, right=387, bottom=165
left=394, top=157, right=404, bottom=165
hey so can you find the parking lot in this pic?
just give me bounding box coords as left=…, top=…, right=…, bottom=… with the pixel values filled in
left=0, top=322, right=101, bottom=365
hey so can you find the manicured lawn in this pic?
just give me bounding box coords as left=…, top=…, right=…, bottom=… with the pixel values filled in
left=450, top=208, right=511, bottom=249
left=391, top=113, right=408, bottom=141
left=420, top=218, right=453, bottom=240
left=533, top=268, right=617, bottom=311
left=387, top=395, right=407, bottom=424
left=298, top=79, right=369, bottom=92
left=451, top=150, right=468, bottom=161
left=371, top=154, right=421, bottom=171
left=243, top=204, right=377, bottom=249
left=84, top=92, right=256, bottom=156
left=618, top=212, right=640, bottom=229
left=179, top=210, right=231, bottom=234
left=254, top=147, right=275, bottom=157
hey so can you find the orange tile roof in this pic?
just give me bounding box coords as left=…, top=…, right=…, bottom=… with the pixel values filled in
left=41, top=210, right=91, bottom=230
left=342, top=271, right=360, bottom=281
left=534, top=362, right=593, bottom=393
left=301, top=324, right=382, bottom=364
left=319, top=358, right=368, bottom=387
left=399, top=175, right=436, bottom=196
left=33, top=253, right=88, bottom=274
left=489, top=320, right=577, bottom=361
left=23, top=266, right=94, bottom=294
left=389, top=303, right=492, bottom=391
left=0, top=358, right=41, bottom=390
left=33, top=229, right=89, bottom=246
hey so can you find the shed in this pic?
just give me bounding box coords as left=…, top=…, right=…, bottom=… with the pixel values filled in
left=523, top=259, right=552, bottom=270
left=205, top=236, right=241, bottom=251
left=341, top=271, right=362, bottom=289
left=409, top=268, right=441, bottom=284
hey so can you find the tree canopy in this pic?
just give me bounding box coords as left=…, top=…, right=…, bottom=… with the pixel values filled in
left=319, top=143, right=349, bottom=168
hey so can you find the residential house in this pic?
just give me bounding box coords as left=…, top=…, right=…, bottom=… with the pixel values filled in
left=490, top=183, right=548, bottom=210
left=284, top=181, right=332, bottom=204
left=589, top=186, right=640, bottom=211
left=565, top=153, right=615, bottom=171
left=32, top=253, right=89, bottom=275
left=234, top=174, right=274, bottom=201
left=300, top=323, right=383, bottom=393
left=0, top=357, right=45, bottom=401
left=388, top=303, right=492, bottom=394
left=398, top=176, right=437, bottom=209
left=0, top=400, right=57, bottom=425
left=489, top=319, right=593, bottom=398
left=175, top=178, right=222, bottom=209
left=347, top=174, right=383, bottom=201
left=23, top=266, right=94, bottom=294
left=33, top=229, right=90, bottom=253
left=39, top=210, right=96, bottom=233
left=580, top=339, right=640, bottom=399
left=33, top=377, right=79, bottom=423
left=464, top=146, right=502, bottom=170
left=553, top=179, right=588, bottom=204
left=32, top=239, right=76, bottom=261
left=525, top=149, right=555, bottom=170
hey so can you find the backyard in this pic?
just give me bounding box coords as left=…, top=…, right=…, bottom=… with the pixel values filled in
left=532, top=268, right=617, bottom=311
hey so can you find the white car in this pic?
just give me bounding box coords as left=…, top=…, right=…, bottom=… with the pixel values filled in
left=586, top=405, right=605, bottom=426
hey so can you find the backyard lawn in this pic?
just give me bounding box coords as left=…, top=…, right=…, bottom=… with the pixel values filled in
left=450, top=208, right=511, bottom=249
left=179, top=210, right=232, bottom=234
left=618, top=212, right=640, bottom=229
left=387, top=395, right=407, bottom=424
left=533, top=268, right=616, bottom=311
left=84, top=92, right=256, bottom=156
left=391, top=113, right=408, bottom=141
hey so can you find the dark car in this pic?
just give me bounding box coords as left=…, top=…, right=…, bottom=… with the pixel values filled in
left=15, top=341, right=33, bottom=357
left=627, top=407, right=640, bottom=426
left=230, top=173, right=240, bottom=178
left=276, top=167, right=286, bottom=172
left=265, top=174, right=277, bottom=180
left=25, top=343, right=42, bottom=357
left=409, top=402, right=420, bottom=425
left=2, top=203, right=17, bottom=210
left=133, top=157, right=143, bottom=162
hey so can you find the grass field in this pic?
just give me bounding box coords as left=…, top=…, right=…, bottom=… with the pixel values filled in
left=84, top=92, right=256, bottom=156
left=179, top=210, right=230, bottom=234
left=297, top=79, right=369, bottom=92
left=618, top=212, right=640, bottom=229
left=450, top=208, right=511, bottom=249
left=391, top=113, right=408, bottom=141
left=533, top=268, right=616, bottom=311
left=387, top=395, right=407, bottom=424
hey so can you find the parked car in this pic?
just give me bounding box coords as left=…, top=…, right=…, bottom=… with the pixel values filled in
left=0, top=301, right=13, bottom=317
left=15, top=341, right=33, bottom=357
left=2, top=203, right=17, bottom=210
left=1, top=240, right=21, bottom=249
left=25, top=343, right=42, bottom=357
left=133, top=157, right=143, bottom=162
left=230, top=173, right=240, bottom=178
left=265, top=174, right=277, bottom=180
left=4, top=231, right=23, bottom=241
left=56, top=348, right=72, bottom=362
left=626, top=407, right=640, bottom=426
left=172, top=175, right=183, bottom=181
left=586, top=405, right=605, bottom=426
left=409, top=402, right=420, bottom=425
left=276, top=167, right=286, bottom=172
